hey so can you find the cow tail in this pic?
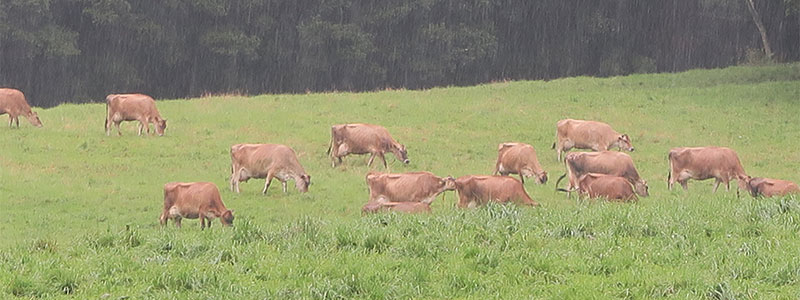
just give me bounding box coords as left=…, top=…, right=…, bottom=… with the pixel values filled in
left=326, top=126, right=334, bottom=156
left=667, top=152, right=673, bottom=188
left=555, top=173, right=567, bottom=191
left=104, top=99, right=109, bottom=132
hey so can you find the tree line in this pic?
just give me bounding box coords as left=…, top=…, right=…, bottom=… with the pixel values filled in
left=1, top=0, right=798, bottom=107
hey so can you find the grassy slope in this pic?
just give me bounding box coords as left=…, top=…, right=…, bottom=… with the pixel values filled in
left=1, top=64, right=799, bottom=298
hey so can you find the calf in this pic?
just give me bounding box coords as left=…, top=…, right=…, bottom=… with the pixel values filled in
left=454, top=175, right=539, bottom=208
left=160, top=182, right=234, bottom=229
left=361, top=201, right=432, bottom=214
left=746, top=177, right=800, bottom=197
left=553, top=119, right=633, bottom=161
left=327, top=123, right=409, bottom=168
left=230, top=143, right=311, bottom=194
left=668, top=147, right=749, bottom=194
left=0, top=88, right=43, bottom=128
left=105, top=93, right=167, bottom=136
left=556, top=151, right=648, bottom=197
left=494, top=142, right=548, bottom=184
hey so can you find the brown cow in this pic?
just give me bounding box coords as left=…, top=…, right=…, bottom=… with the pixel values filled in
left=746, top=177, right=800, bottom=197
left=327, top=123, right=409, bottom=168
left=454, top=175, right=539, bottom=208
left=366, top=171, right=455, bottom=204
left=159, top=182, right=234, bottom=229
left=556, top=151, right=649, bottom=197
left=105, top=93, right=167, bottom=136
left=230, top=143, right=311, bottom=194
left=667, top=147, right=749, bottom=194
left=562, top=173, right=638, bottom=202
left=361, top=201, right=433, bottom=214
left=553, top=119, right=633, bottom=161
left=0, top=88, right=43, bottom=128
left=493, top=142, right=548, bottom=184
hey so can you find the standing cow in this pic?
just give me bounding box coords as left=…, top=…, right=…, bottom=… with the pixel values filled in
left=746, top=177, right=800, bottom=197
left=105, top=94, right=167, bottom=136
left=327, top=123, right=409, bottom=168
left=668, top=147, right=749, bottom=194
left=493, top=143, right=548, bottom=184
left=454, top=175, right=539, bottom=208
left=230, top=143, right=311, bottom=194
left=0, top=88, right=43, bottom=128
left=556, top=151, right=649, bottom=197
left=560, top=173, right=638, bottom=202
left=160, top=182, right=234, bottom=229
left=553, top=119, right=633, bottom=161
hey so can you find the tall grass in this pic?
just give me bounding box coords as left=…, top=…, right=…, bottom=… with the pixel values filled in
left=1, top=64, right=799, bottom=298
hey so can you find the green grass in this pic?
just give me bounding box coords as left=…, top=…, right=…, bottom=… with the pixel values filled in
left=2, top=63, right=800, bottom=298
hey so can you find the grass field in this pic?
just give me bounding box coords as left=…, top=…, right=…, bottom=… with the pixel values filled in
left=1, top=63, right=800, bottom=298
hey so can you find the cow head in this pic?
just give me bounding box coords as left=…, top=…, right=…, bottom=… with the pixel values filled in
left=740, top=175, right=757, bottom=197
left=392, top=144, right=410, bottom=164
left=27, top=111, right=43, bottom=127
left=441, top=176, right=457, bottom=191
left=296, top=174, right=311, bottom=193
left=155, top=119, right=167, bottom=136
left=614, top=134, right=634, bottom=152
left=634, top=179, right=649, bottom=197
left=522, top=167, right=548, bottom=184
left=221, top=210, right=235, bottom=226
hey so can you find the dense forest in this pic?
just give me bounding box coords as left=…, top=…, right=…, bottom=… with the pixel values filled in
left=1, top=0, right=799, bottom=107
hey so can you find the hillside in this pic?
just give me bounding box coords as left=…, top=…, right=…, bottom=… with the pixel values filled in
left=1, top=64, right=799, bottom=298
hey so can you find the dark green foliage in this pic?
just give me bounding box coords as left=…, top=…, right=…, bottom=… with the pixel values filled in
left=1, top=0, right=799, bottom=107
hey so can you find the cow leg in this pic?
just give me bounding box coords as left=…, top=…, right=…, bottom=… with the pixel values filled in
left=725, top=180, right=731, bottom=192
left=263, top=173, right=274, bottom=194
left=159, top=212, right=168, bottom=226
left=282, top=180, right=288, bottom=193
left=680, top=180, right=689, bottom=191
left=200, top=217, right=206, bottom=230
left=115, top=121, right=123, bottom=136
left=174, top=217, right=182, bottom=228
left=230, top=168, right=240, bottom=193
left=379, top=152, right=388, bottom=169
left=367, top=153, right=377, bottom=167
left=137, top=119, right=145, bottom=136
left=712, top=179, right=721, bottom=193
left=519, top=174, right=525, bottom=184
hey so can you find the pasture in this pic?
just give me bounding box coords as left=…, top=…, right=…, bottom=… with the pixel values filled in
left=1, top=63, right=800, bottom=298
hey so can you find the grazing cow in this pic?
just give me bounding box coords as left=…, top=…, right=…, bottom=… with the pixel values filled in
left=230, top=143, right=311, bottom=194
left=667, top=147, right=749, bottom=194
left=361, top=201, right=433, bottom=214
left=553, top=119, right=633, bottom=161
left=562, top=173, right=637, bottom=202
left=105, top=93, right=167, bottom=136
left=160, top=182, right=234, bottom=229
left=555, top=151, right=649, bottom=197
left=327, top=123, right=409, bottom=168
left=454, top=175, right=539, bottom=208
left=493, top=143, right=548, bottom=184
left=366, top=171, right=455, bottom=204
left=0, top=88, right=43, bottom=128
left=746, top=177, right=800, bottom=197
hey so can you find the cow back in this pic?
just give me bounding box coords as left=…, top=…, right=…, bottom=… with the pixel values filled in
left=367, top=171, right=444, bottom=203
left=0, top=88, right=32, bottom=114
